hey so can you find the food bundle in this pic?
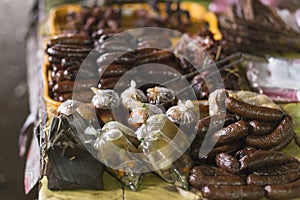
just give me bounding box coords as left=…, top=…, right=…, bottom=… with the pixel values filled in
left=39, top=1, right=300, bottom=200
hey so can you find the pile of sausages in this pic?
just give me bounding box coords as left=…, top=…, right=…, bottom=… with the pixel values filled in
left=46, top=34, right=97, bottom=102
left=65, top=6, right=122, bottom=35
left=190, top=91, right=300, bottom=199
left=96, top=33, right=181, bottom=90
left=190, top=149, right=300, bottom=200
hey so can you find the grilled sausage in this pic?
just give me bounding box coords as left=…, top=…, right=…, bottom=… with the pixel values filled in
left=245, top=115, right=294, bottom=150
left=202, top=185, right=265, bottom=200
left=216, top=153, right=240, bottom=174
left=247, top=171, right=300, bottom=186
left=212, top=120, right=249, bottom=144
left=265, top=179, right=300, bottom=200
left=225, top=96, right=285, bottom=121
left=239, top=150, right=297, bottom=172
left=249, top=120, right=278, bottom=135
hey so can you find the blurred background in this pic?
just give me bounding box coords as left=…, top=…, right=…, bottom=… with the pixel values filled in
left=0, top=0, right=37, bottom=199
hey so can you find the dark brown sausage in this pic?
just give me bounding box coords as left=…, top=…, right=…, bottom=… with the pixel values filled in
left=212, top=120, right=249, bottom=144
left=265, top=179, right=300, bottom=200
left=189, top=166, right=244, bottom=189
left=98, top=41, right=133, bottom=53
left=135, top=50, right=174, bottom=65
left=98, top=77, right=121, bottom=89
left=225, top=96, right=285, bottom=121
left=216, top=153, right=240, bottom=174
left=54, top=90, right=94, bottom=102
left=190, top=175, right=245, bottom=189
left=254, top=162, right=300, bottom=176
left=98, top=64, right=132, bottom=78
left=202, top=185, right=265, bottom=200
left=245, top=115, right=294, bottom=150
left=47, top=34, right=92, bottom=47
left=192, top=141, right=241, bottom=160
left=247, top=171, right=300, bottom=186
left=52, top=79, right=96, bottom=94
left=195, top=114, right=236, bottom=138
left=239, top=150, right=297, bottom=172
left=47, top=45, right=92, bottom=58
left=97, top=52, right=136, bottom=67
left=249, top=120, right=278, bottom=135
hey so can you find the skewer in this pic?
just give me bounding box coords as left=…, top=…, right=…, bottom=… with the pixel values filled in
left=164, top=52, right=267, bottom=96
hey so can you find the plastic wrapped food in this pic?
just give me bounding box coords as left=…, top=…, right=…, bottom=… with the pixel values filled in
left=246, top=57, right=300, bottom=102
left=128, top=103, right=163, bottom=127
left=136, top=114, right=193, bottom=190
left=147, top=86, right=176, bottom=108
left=94, top=122, right=143, bottom=191
left=91, top=87, right=120, bottom=124
left=121, top=80, right=147, bottom=110
left=166, top=100, right=197, bottom=125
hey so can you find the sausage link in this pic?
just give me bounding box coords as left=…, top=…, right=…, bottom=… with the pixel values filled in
left=245, top=115, right=294, bottom=150
left=249, top=120, right=278, bottom=135
left=135, top=50, right=174, bottom=65
left=239, top=150, right=297, bottom=172
left=216, top=153, right=240, bottom=174
left=225, top=96, right=285, bottom=121
left=254, top=162, right=300, bottom=176
left=97, top=52, right=136, bottom=67
left=202, top=185, right=265, bottom=200
left=265, top=179, right=300, bottom=200
left=247, top=171, right=300, bottom=186
left=98, top=64, right=132, bottom=78
left=98, top=77, right=121, bottom=89
left=212, top=120, right=249, bottom=144
left=47, top=34, right=92, bottom=47
left=195, top=114, right=236, bottom=138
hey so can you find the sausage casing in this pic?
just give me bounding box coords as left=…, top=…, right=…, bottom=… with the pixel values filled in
left=225, top=96, right=285, bottom=121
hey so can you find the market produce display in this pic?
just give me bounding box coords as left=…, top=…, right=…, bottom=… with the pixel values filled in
left=35, top=1, right=300, bottom=200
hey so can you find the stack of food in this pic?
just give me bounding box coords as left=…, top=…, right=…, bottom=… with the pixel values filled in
left=39, top=1, right=300, bottom=200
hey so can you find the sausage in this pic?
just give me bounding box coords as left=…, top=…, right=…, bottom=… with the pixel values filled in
left=47, top=45, right=92, bottom=58
left=212, top=120, right=249, bottom=144
left=47, top=34, right=92, bottom=47
left=265, top=179, right=300, bottom=200
left=98, top=41, right=133, bottom=53
left=225, top=96, right=285, bottom=121
left=98, top=64, right=132, bottom=78
left=249, top=120, right=278, bottom=135
left=54, top=90, right=94, bottom=102
left=208, top=142, right=241, bottom=157
left=61, top=57, right=84, bottom=68
left=97, top=52, right=136, bottom=67
left=52, top=81, right=74, bottom=94
left=195, top=114, right=236, bottom=138
left=268, top=129, right=294, bottom=151
left=235, top=147, right=256, bottom=160
left=98, top=76, right=121, bottom=89
left=138, top=39, right=171, bottom=49
left=245, top=115, right=294, bottom=150
left=48, top=56, right=61, bottom=64
left=52, top=79, right=96, bottom=94
left=135, top=49, right=174, bottom=65
left=254, top=162, right=300, bottom=176
left=247, top=171, right=300, bottom=186
left=216, top=153, right=240, bottom=174
left=189, top=166, right=244, bottom=189
left=202, top=185, right=265, bottom=200
left=239, top=150, right=297, bottom=172
left=192, top=141, right=241, bottom=160
left=294, top=133, right=300, bottom=147
left=190, top=175, right=245, bottom=189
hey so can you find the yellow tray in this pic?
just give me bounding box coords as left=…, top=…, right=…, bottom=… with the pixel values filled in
left=43, top=2, right=220, bottom=112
